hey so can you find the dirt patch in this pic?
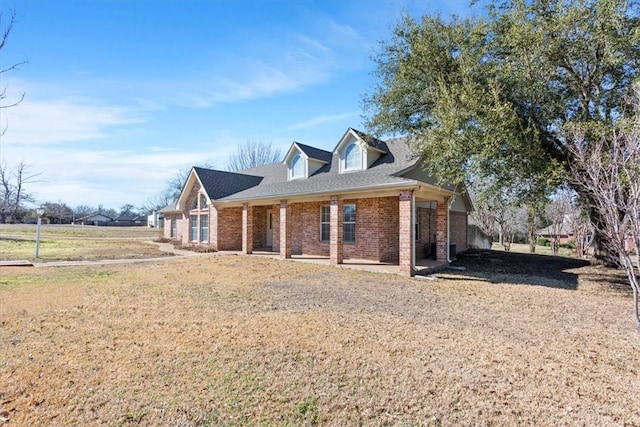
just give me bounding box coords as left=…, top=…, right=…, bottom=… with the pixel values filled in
left=1, top=254, right=639, bottom=425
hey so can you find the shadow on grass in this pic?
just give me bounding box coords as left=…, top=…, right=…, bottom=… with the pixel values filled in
left=442, top=249, right=591, bottom=290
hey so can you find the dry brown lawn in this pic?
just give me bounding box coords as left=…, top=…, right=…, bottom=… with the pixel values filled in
left=0, top=224, right=167, bottom=262
left=1, top=251, right=639, bottom=426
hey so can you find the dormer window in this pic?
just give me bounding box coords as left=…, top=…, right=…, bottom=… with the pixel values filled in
left=290, top=153, right=304, bottom=179
left=284, top=141, right=331, bottom=181
left=335, top=129, right=387, bottom=174
left=344, top=143, right=362, bottom=171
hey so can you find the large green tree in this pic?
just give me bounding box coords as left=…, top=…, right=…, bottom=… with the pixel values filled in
left=364, top=0, right=640, bottom=252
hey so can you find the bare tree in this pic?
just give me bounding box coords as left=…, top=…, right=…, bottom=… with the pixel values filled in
left=470, top=204, right=495, bottom=243
left=567, top=205, right=591, bottom=258
left=143, top=162, right=216, bottom=213
left=0, top=161, right=39, bottom=223
left=42, top=201, right=73, bottom=224
left=1, top=9, right=27, bottom=137
left=226, top=140, right=282, bottom=172
left=74, top=204, right=94, bottom=218
left=569, top=93, right=640, bottom=332
left=545, top=189, right=574, bottom=255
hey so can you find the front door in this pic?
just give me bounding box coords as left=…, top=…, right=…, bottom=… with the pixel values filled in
left=266, top=210, right=273, bottom=248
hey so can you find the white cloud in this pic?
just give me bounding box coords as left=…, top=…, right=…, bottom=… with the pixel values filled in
left=286, top=112, right=360, bottom=131
left=0, top=95, right=144, bottom=146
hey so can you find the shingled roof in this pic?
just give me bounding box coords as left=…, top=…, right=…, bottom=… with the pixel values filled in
left=182, top=129, right=435, bottom=205
left=193, top=167, right=263, bottom=200
left=216, top=137, right=419, bottom=202
left=294, top=142, right=333, bottom=163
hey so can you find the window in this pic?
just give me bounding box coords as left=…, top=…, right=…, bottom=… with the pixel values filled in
left=200, top=194, right=208, bottom=209
left=291, top=153, right=304, bottom=179
left=415, top=209, right=421, bottom=240
left=320, top=205, right=330, bottom=242
left=200, top=215, right=209, bottom=242
left=190, top=215, right=198, bottom=241
left=191, top=197, right=198, bottom=210
left=343, top=204, right=356, bottom=243
left=171, top=217, right=177, bottom=238
left=344, top=143, right=362, bottom=170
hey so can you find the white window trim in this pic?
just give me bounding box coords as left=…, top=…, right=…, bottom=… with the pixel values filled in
left=289, top=153, right=306, bottom=180
left=200, top=214, right=209, bottom=243
left=343, top=204, right=356, bottom=244
left=320, top=205, right=330, bottom=242
left=189, top=215, right=198, bottom=242
left=340, top=142, right=364, bottom=173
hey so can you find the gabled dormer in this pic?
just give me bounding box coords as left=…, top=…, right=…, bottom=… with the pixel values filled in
left=284, top=142, right=332, bottom=181
left=335, top=128, right=387, bottom=173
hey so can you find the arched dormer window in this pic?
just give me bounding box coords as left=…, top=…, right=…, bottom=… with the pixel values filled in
left=344, top=142, right=362, bottom=171
left=291, top=153, right=304, bottom=179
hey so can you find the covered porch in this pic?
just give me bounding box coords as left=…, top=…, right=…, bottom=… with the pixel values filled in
left=235, top=187, right=459, bottom=277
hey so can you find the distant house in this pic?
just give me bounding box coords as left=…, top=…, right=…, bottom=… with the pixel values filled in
left=536, top=221, right=574, bottom=244
left=113, top=213, right=147, bottom=227
left=162, top=128, right=472, bottom=276
left=78, top=213, right=113, bottom=226
left=147, top=211, right=164, bottom=228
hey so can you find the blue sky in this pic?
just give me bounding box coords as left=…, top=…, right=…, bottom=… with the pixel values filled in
left=0, top=0, right=482, bottom=210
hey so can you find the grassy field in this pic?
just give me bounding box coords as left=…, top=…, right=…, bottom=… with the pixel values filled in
left=0, top=224, right=167, bottom=262
left=1, top=249, right=639, bottom=425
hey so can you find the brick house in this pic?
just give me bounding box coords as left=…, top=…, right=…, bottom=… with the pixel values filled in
left=162, top=128, right=472, bottom=276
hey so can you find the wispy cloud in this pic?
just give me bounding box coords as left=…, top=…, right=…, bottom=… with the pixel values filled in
left=0, top=94, right=144, bottom=146
left=12, top=146, right=218, bottom=207
left=287, top=112, right=360, bottom=131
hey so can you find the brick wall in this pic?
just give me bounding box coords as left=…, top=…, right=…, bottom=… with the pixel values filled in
left=251, top=205, right=268, bottom=249
left=273, top=196, right=403, bottom=262
left=176, top=213, right=189, bottom=245
left=343, top=197, right=381, bottom=260
left=210, top=207, right=219, bottom=249
left=163, top=215, right=172, bottom=239
left=271, top=204, right=280, bottom=252
left=450, top=211, right=468, bottom=253
left=417, top=207, right=437, bottom=258
left=217, top=207, right=242, bottom=250
left=378, top=196, right=400, bottom=263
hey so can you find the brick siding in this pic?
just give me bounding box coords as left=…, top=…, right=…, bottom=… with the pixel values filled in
left=450, top=211, right=468, bottom=254
left=217, top=207, right=242, bottom=250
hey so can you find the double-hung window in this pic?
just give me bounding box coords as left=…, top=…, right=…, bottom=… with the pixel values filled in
left=200, top=215, right=209, bottom=242
left=343, top=204, right=356, bottom=243
left=320, top=206, right=330, bottom=242
left=190, top=215, right=198, bottom=241
left=171, top=217, right=177, bottom=238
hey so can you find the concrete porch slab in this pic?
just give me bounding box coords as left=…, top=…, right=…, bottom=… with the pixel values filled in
left=218, top=250, right=448, bottom=276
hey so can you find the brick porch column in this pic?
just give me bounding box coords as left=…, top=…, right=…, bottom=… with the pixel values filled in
left=280, top=200, right=292, bottom=258
left=329, top=195, right=343, bottom=264
left=436, top=197, right=450, bottom=262
left=399, top=190, right=414, bottom=276
left=242, top=203, right=253, bottom=254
